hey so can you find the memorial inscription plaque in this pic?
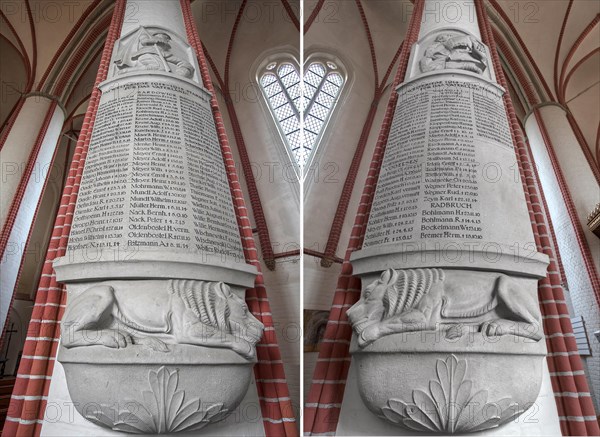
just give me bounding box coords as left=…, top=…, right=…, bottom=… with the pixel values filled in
left=68, top=79, right=244, bottom=263
left=363, top=76, right=515, bottom=250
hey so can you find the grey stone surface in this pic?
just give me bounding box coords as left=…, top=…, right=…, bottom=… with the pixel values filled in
left=60, top=280, right=263, bottom=360
left=113, top=26, right=196, bottom=79
left=354, top=352, right=544, bottom=434
left=52, top=20, right=261, bottom=433
left=419, top=32, right=488, bottom=76
left=60, top=74, right=245, bottom=269
left=59, top=347, right=254, bottom=434
left=348, top=269, right=546, bottom=350
left=337, top=359, right=561, bottom=436
left=42, top=357, right=266, bottom=436
left=346, top=14, right=553, bottom=433
left=360, top=73, right=530, bottom=253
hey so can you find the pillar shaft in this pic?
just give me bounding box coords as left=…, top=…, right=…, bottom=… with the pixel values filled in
left=341, top=0, right=560, bottom=434
left=526, top=104, right=600, bottom=292
left=0, top=96, right=65, bottom=340
left=7, top=1, right=272, bottom=435
left=304, top=2, right=426, bottom=435
left=525, top=104, right=600, bottom=416
left=477, top=1, right=600, bottom=433
left=3, top=1, right=128, bottom=434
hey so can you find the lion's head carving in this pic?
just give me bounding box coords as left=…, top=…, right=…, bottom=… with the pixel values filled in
left=347, top=268, right=445, bottom=338
left=172, top=280, right=264, bottom=346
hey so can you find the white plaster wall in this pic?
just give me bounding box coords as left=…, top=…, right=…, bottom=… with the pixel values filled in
left=0, top=96, right=52, bottom=229
left=536, top=105, right=600, bottom=270
left=567, top=78, right=599, bottom=156
left=526, top=112, right=600, bottom=411
left=0, top=103, right=64, bottom=332
left=304, top=259, right=342, bottom=311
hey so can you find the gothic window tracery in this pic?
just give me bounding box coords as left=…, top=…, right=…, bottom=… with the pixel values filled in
left=258, top=56, right=345, bottom=170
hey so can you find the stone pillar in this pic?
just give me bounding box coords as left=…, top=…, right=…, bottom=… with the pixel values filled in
left=525, top=104, right=600, bottom=277
left=43, top=1, right=265, bottom=435
left=338, top=1, right=561, bottom=434
left=0, top=95, right=65, bottom=333
left=525, top=104, right=600, bottom=410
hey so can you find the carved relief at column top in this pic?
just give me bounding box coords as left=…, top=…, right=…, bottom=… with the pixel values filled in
left=111, top=26, right=198, bottom=81
left=407, top=29, right=494, bottom=81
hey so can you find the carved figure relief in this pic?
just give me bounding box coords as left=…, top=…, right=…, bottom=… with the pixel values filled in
left=381, top=355, right=524, bottom=433
left=61, top=280, right=264, bottom=359
left=347, top=268, right=542, bottom=348
left=86, top=366, right=229, bottom=434
left=115, top=26, right=194, bottom=78
left=420, top=33, right=488, bottom=74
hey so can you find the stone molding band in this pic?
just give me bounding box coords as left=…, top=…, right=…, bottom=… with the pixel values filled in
left=351, top=244, right=549, bottom=278
left=54, top=253, right=257, bottom=288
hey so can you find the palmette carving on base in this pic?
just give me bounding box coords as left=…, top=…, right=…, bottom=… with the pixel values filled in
left=380, top=355, right=525, bottom=433
left=86, top=366, right=230, bottom=434
left=347, top=268, right=543, bottom=349
left=61, top=280, right=264, bottom=360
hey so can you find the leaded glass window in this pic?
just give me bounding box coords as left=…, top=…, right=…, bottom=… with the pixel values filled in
left=258, top=56, right=345, bottom=170
left=259, top=60, right=302, bottom=165
left=301, top=61, right=344, bottom=167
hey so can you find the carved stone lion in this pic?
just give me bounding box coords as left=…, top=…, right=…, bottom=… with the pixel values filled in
left=347, top=268, right=542, bottom=348
left=61, top=280, right=264, bottom=360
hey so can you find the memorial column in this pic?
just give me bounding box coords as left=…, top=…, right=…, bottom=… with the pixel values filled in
left=49, top=0, right=265, bottom=434
left=8, top=1, right=269, bottom=435
left=338, top=0, right=561, bottom=434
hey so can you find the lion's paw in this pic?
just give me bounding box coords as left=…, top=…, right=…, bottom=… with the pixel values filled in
left=445, top=324, right=465, bottom=339
left=232, top=340, right=255, bottom=360
left=136, top=337, right=170, bottom=352
left=98, top=330, right=132, bottom=348
left=357, top=325, right=380, bottom=348
left=481, top=320, right=509, bottom=337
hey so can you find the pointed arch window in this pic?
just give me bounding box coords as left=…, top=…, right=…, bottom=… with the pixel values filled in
left=260, top=60, right=302, bottom=165
left=258, top=56, right=345, bottom=170
left=302, top=60, right=344, bottom=167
